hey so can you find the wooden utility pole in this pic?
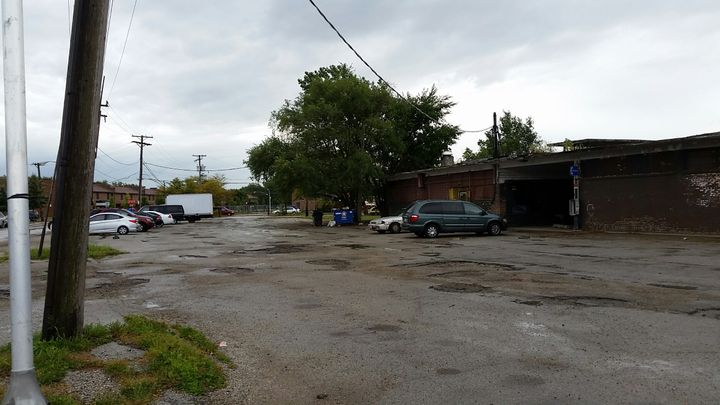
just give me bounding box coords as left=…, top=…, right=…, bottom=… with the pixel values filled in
left=132, top=134, right=152, bottom=207
left=193, top=154, right=206, bottom=181
left=42, top=0, right=109, bottom=339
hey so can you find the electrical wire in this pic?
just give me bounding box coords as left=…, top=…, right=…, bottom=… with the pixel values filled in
left=94, top=167, right=137, bottom=182
left=306, top=0, right=484, bottom=134
left=144, top=162, right=246, bottom=172
left=98, top=147, right=136, bottom=166
left=108, top=0, right=138, bottom=98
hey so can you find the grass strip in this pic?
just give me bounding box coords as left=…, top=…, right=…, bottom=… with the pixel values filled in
left=0, top=315, right=230, bottom=404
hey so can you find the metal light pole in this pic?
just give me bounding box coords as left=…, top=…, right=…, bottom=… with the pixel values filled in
left=2, top=0, right=47, bottom=403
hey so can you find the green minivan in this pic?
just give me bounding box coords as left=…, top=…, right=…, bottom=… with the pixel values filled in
left=401, top=200, right=507, bottom=238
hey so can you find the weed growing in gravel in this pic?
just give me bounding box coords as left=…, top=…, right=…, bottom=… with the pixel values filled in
left=0, top=315, right=230, bottom=404
left=0, top=244, right=124, bottom=262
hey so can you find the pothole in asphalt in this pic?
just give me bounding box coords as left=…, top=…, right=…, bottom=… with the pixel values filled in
left=647, top=283, right=698, bottom=290
left=0, top=286, right=9, bottom=299
left=179, top=254, right=208, bottom=259
left=306, top=259, right=350, bottom=271
left=429, top=282, right=491, bottom=293
left=244, top=244, right=306, bottom=254
left=91, top=278, right=150, bottom=295
left=334, top=243, right=370, bottom=249
left=513, top=299, right=544, bottom=306
left=687, top=307, right=720, bottom=319
left=209, top=267, right=255, bottom=274
left=416, top=260, right=521, bottom=273
left=539, top=295, right=629, bottom=307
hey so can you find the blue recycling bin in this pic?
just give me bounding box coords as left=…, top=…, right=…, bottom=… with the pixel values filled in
left=333, top=209, right=355, bottom=225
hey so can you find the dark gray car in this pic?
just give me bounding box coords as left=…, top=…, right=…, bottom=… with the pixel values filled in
left=401, top=200, right=507, bottom=238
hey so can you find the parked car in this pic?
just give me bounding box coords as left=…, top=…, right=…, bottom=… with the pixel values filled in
left=219, top=206, right=234, bottom=216
left=0, top=211, right=7, bottom=228
left=92, top=208, right=155, bottom=232
left=140, top=204, right=185, bottom=222
left=273, top=206, right=300, bottom=214
left=29, top=209, right=40, bottom=222
left=89, top=212, right=142, bottom=235
left=402, top=200, right=507, bottom=238
left=139, top=211, right=164, bottom=227
left=143, top=210, right=174, bottom=225
left=368, top=210, right=405, bottom=234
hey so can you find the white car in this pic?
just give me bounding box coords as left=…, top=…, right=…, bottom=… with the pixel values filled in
left=273, top=206, right=301, bottom=214
left=89, top=212, right=142, bottom=235
left=143, top=210, right=175, bottom=225
left=369, top=214, right=403, bottom=234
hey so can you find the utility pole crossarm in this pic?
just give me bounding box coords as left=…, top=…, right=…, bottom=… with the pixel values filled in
left=193, top=154, right=206, bottom=182
left=132, top=134, right=152, bottom=207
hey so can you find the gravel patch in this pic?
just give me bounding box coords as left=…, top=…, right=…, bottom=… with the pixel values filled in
left=152, top=390, right=201, bottom=405
left=64, top=370, right=119, bottom=403
left=91, top=341, right=145, bottom=361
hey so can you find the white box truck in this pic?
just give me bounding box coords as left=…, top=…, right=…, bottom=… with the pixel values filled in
left=166, top=193, right=213, bottom=222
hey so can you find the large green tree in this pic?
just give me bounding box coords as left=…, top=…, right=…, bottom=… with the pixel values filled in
left=463, top=111, right=547, bottom=161
left=246, top=64, right=461, bottom=217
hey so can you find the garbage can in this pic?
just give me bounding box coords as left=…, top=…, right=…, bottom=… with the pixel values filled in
left=312, top=209, right=323, bottom=226
left=333, top=209, right=355, bottom=225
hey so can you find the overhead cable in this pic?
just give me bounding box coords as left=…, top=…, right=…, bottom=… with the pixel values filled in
left=98, top=147, right=136, bottom=166
left=306, top=0, right=484, bottom=134
left=108, top=0, right=138, bottom=98
left=145, top=162, right=246, bottom=172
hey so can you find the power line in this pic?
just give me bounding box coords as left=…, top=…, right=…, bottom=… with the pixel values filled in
left=306, top=0, right=483, bottom=134
left=108, top=0, right=138, bottom=97
left=95, top=167, right=137, bottom=182
left=144, top=161, right=246, bottom=172
left=97, top=146, right=136, bottom=165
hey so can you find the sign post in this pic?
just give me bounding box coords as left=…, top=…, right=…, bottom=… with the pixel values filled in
left=570, top=161, right=580, bottom=230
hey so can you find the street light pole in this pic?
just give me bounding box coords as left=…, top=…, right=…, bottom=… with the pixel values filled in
left=2, top=0, right=47, bottom=402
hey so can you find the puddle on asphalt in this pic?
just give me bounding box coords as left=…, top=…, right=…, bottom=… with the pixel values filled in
left=334, top=243, right=370, bottom=249
left=429, top=282, right=491, bottom=293
left=243, top=244, right=306, bottom=254
left=647, top=283, right=698, bottom=290
left=436, top=368, right=461, bottom=375
left=306, top=259, right=350, bottom=271
left=208, top=267, right=255, bottom=274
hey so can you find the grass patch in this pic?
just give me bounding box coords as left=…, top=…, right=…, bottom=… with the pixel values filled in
left=87, top=245, right=124, bottom=260
left=0, top=315, right=230, bottom=404
left=0, top=244, right=124, bottom=262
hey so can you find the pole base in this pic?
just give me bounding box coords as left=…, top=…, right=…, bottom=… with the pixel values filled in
left=2, top=370, right=47, bottom=405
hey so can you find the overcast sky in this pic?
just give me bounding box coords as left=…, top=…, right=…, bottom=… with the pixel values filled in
left=2, top=0, right=719, bottom=188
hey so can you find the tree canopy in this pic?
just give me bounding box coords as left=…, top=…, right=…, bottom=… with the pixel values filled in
left=246, top=64, right=461, bottom=214
left=157, top=175, right=232, bottom=206
left=462, top=111, right=547, bottom=161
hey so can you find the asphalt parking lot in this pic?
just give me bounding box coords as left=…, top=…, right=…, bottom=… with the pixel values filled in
left=1, top=216, right=719, bottom=404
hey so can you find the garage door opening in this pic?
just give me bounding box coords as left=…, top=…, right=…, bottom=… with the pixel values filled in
left=505, top=179, right=574, bottom=226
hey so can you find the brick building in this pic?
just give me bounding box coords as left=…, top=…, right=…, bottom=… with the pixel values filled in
left=385, top=132, right=720, bottom=234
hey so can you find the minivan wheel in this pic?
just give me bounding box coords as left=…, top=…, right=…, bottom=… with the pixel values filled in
left=488, top=222, right=502, bottom=236
left=117, top=226, right=129, bottom=235
left=389, top=223, right=401, bottom=234
left=424, top=224, right=440, bottom=238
